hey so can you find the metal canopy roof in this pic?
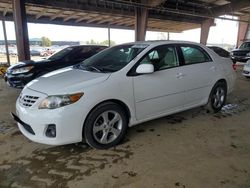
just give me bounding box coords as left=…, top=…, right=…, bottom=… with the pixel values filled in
left=0, top=0, right=249, bottom=32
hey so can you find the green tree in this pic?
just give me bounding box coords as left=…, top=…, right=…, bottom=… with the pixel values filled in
left=100, top=40, right=116, bottom=46
left=86, top=39, right=98, bottom=45
left=41, top=36, right=51, bottom=46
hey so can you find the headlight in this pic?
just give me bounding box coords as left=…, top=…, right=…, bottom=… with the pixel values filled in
left=12, top=66, right=34, bottom=74
left=38, top=93, right=84, bottom=109
left=230, top=52, right=234, bottom=56
left=247, top=52, right=250, bottom=57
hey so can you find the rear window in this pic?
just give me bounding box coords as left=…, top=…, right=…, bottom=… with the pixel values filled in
left=181, top=46, right=211, bottom=64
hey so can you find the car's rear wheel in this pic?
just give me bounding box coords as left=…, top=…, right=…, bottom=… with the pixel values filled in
left=206, top=82, right=227, bottom=113
left=84, top=102, right=128, bottom=149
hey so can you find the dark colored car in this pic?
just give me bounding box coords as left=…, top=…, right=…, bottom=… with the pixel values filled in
left=230, top=41, right=250, bottom=63
left=30, top=49, right=41, bottom=56
left=4, top=45, right=107, bottom=88
left=207, top=46, right=230, bottom=58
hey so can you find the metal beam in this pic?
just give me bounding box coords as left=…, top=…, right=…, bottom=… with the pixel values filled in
left=2, top=20, right=10, bottom=66
left=63, top=12, right=87, bottom=22
left=212, top=0, right=250, bottom=17
left=3, top=4, right=11, bottom=16
left=147, top=0, right=165, bottom=7
left=12, top=0, right=30, bottom=61
left=35, top=8, right=46, bottom=19
left=50, top=10, right=64, bottom=21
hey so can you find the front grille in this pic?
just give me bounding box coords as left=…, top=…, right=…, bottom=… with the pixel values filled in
left=233, top=52, right=247, bottom=56
left=243, top=70, right=249, bottom=74
left=19, top=94, right=39, bottom=107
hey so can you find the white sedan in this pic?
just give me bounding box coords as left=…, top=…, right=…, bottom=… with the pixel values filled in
left=12, top=41, right=236, bottom=149
left=242, top=60, right=250, bottom=78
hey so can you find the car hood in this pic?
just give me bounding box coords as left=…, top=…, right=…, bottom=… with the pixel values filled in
left=26, top=67, right=111, bottom=95
left=231, top=49, right=250, bottom=53
left=8, top=59, right=51, bottom=69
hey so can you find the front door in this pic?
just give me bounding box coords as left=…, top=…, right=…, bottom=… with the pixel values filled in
left=132, top=45, right=186, bottom=121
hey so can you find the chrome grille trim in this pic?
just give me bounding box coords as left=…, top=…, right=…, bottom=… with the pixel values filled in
left=19, top=94, right=39, bottom=107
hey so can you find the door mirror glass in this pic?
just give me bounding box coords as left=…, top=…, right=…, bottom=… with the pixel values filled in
left=136, top=64, right=154, bottom=74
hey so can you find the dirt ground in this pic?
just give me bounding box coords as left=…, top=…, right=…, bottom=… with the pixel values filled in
left=0, top=66, right=250, bottom=188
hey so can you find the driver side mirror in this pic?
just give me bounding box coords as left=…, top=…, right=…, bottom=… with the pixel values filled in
left=136, top=64, right=154, bottom=74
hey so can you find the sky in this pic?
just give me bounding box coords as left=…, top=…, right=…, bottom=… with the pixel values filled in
left=0, top=16, right=239, bottom=46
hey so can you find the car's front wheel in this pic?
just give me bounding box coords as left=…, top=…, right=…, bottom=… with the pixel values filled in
left=84, top=102, right=128, bottom=149
left=206, top=82, right=227, bottom=113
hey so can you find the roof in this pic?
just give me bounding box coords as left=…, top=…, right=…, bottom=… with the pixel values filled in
left=0, top=0, right=249, bottom=32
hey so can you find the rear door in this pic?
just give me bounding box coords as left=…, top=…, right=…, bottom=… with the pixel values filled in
left=177, top=44, right=216, bottom=107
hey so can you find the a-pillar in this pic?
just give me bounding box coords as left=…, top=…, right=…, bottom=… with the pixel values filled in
left=236, top=21, right=249, bottom=47
left=200, top=19, right=214, bottom=45
left=12, top=0, right=30, bottom=61
left=135, top=6, right=148, bottom=41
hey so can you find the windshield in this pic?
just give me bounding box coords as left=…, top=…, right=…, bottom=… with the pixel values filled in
left=48, top=47, right=74, bottom=61
left=239, top=42, right=250, bottom=50
left=76, top=44, right=148, bottom=73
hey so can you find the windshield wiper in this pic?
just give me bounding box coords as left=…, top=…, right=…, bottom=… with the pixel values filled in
left=87, top=66, right=101, bottom=72
left=73, top=64, right=86, bottom=70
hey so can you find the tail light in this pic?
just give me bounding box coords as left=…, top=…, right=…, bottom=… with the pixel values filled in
left=232, top=64, right=237, bottom=71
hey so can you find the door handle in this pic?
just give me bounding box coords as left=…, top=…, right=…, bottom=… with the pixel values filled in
left=176, top=73, right=186, bottom=79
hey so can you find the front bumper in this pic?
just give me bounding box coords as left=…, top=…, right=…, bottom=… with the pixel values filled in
left=231, top=56, right=250, bottom=63
left=4, top=72, right=34, bottom=88
left=242, top=65, right=250, bottom=77
left=14, top=88, right=88, bottom=145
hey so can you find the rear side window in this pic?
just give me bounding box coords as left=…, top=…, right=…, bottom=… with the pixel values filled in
left=181, top=46, right=211, bottom=65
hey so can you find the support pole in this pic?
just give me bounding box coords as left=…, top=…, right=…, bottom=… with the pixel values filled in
left=12, top=0, right=30, bottom=61
left=200, top=19, right=214, bottom=45
left=108, top=27, right=111, bottom=47
left=2, top=20, right=10, bottom=66
left=135, top=6, right=148, bottom=41
left=236, top=21, right=249, bottom=47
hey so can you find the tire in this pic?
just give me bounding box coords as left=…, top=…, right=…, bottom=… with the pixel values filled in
left=84, top=102, right=128, bottom=149
left=205, top=82, right=227, bottom=113
left=245, top=76, right=250, bottom=79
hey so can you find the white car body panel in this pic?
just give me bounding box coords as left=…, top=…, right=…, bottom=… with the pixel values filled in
left=15, top=41, right=236, bottom=145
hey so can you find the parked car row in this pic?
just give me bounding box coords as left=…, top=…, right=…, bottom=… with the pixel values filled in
left=10, top=41, right=236, bottom=149
left=4, top=45, right=107, bottom=88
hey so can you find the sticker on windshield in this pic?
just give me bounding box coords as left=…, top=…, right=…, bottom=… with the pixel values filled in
left=132, top=44, right=149, bottom=48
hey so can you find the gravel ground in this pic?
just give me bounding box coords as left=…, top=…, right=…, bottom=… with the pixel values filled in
left=0, top=66, right=250, bottom=188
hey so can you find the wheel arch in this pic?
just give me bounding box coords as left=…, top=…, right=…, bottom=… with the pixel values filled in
left=82, top=99, right=131, bottom=136
left=207, top=78, right=228, bottom=104
left=215, top=78, right=228, bottom=91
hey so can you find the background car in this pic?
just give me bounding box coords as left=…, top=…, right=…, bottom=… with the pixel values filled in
left=4, top=45, right=107, bottom=88
left=12, top=41, right=236, bottom=149
left=207, top=46, right=230, bottom=58
left=230, top=41, right=250, bottom=64
left=30, top=49, right=41, bottom=56
left=242, top=60, right=250, bottom=78
left=40, top=48, right=55, bottom=57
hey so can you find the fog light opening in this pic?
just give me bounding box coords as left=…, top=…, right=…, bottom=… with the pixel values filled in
left=45, top=124, right=56, bottom=138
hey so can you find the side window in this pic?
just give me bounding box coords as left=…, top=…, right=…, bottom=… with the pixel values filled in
left=68, top=47, right=94, bottom=61
left=181, top=46, right=211, bottom=65
left=139, top=45, right=179, bottom=71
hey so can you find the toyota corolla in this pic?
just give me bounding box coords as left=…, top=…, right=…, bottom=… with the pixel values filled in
left=12, top=41, right=236, bottom=149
